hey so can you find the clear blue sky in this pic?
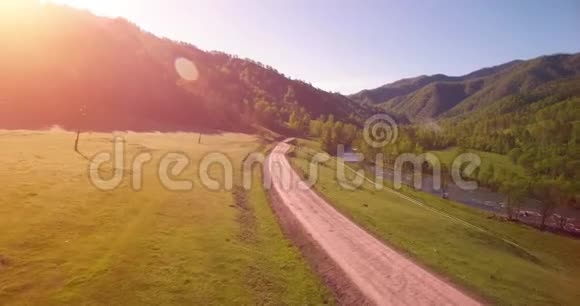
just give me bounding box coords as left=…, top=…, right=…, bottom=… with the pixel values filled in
left=50, top=0, right=580, bottom=93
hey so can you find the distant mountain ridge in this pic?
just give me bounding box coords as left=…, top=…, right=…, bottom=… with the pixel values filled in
left=350, top=54, right=580, bottom=121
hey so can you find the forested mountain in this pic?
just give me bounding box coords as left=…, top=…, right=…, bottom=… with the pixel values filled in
left=0, top=3, right=367, bottom=132
left=349, top=60, right=521, bottom=108
left=351, top=54, right=580, bottom=121
left=346, top=54, right=580, bottom=225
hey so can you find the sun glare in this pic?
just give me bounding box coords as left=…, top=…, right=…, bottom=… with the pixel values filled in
left=42, top=0, right=123, bottom=17
left=0, top=0, right=39, bottom=10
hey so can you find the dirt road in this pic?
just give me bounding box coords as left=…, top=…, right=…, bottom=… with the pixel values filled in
left=266, top=141, right=481, bottom=305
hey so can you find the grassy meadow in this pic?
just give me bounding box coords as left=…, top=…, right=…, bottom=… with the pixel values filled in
left=430, top=146, right=528, bottom=179
left=290, top=139, right=580, bottom=306
left=0, top=130, right=329, bottom=305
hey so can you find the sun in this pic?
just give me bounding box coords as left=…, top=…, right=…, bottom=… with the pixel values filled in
left=42, top=0, right=123, bottom=17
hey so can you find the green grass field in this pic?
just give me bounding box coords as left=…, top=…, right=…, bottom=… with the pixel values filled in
left=0, top=131, right=329, bottom=305
left=430, top=146, right=528, bottom=178
left=290, top=139, right=580, bottom=306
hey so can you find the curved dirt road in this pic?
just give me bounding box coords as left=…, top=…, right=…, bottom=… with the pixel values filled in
left=266, top=141, right=480, bottom=306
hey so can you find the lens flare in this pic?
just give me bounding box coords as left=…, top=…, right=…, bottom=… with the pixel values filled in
left=174, top=57, right=199, bottom=81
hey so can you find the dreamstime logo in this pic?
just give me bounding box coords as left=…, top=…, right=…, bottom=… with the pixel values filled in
left=357, top=113, right=482, bottom=193
left=87, top=120, right=482, bottom=194
left=87, top=137, right=302, bottom=192
left=88, top=137, right=238, bottom=192
left=363, top=114, right=399, bottom=148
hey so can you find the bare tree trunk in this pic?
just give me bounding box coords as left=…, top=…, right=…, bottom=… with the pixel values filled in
left=74, top=130, right=81, bottom=152
left=506, top=205, right=514, bottom=220
left=540, top=214, right=547, bottom=230
left=198, top=133, right=202, bottom=144
left=559, top=217, right=566, bottom=230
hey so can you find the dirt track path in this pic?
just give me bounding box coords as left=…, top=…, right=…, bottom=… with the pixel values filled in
left=266, top=141, right=481, bottom=306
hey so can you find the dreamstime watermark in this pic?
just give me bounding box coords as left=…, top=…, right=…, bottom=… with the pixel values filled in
left=362, top=114, right=481, bottom=192
left=87, top=115, right=481, bottom=193
left=363, top=113, right=399, bottom=148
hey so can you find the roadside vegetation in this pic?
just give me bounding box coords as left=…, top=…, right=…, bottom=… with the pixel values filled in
left=0, top=130, right=329, bottom=305
left=289, top=139, right=580, bottom=305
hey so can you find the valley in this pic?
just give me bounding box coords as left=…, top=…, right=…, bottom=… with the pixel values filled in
left=0, top=1, right=578, bottom=305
